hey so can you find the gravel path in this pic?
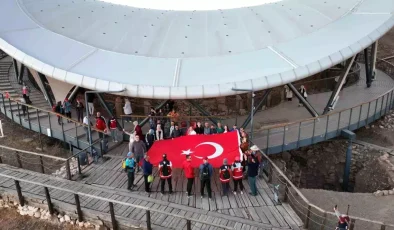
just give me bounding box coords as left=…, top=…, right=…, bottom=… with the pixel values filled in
left=301, top=189, right=394, bottom=228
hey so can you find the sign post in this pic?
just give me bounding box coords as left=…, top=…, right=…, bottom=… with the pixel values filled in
left=0, top=120, right=4, bottom=138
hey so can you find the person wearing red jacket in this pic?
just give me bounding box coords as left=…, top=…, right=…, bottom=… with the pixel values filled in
left=159, top=154, right=173, bottom=195
left=95, top=112, right=107, bottom=139
left=231, top=156, right=244, bottom=195
left=109, top=116, right=118, bottom=142
left=182, top=155, right=195, bottom=198
left=219, top=158, right=231, bottom=196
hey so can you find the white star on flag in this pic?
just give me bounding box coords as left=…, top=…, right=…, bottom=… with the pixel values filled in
left=181, top=149, right=194, bottom=155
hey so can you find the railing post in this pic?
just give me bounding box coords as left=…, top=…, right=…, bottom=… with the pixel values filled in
left=320, top=212, right=327, bottom=230
left=146, top=210, right=152, bottom=230
left=282, top=126, right=286, bottom=152
left=324, top=115, right=330, bottom=140
left=77, top=156, right=82, bottom=174
left=74, top=194, right=83, bottom=222
left=17, top=103, right=22, bottom=125
left=311, top=119, right=316, bottom=144
left=266, top=129, right=270, bottom=154
left=357, top=105, right=362, bottom=129
left=15, top=151, right=22, bottom=168
left=385, top=93, right=390, bottom=115
left=9, top=99, right=14, bottom=122
left=14, top=180, right=24, bottom=206
left=347, top=108, right=353, bottom=130
left=186, top=219, right=191, bottom=230
left=36, top=109, right=42, bottom=133
left=75, top=123, right=80, bottom=149
left=336, top=111, right=342, bottom=135
left=381, top=225, right=386, bottom=230
left=373, top=99, right=378, bottom=120
left=296, top=122, right=302, bottom=148
left=284, top=182, right=289, bottom=202
left=305, top=205, right=311, bottom=229
left=268, top=163, right=273, bottom=183
left=39, top=156, right=45, bottom=174
left=44, top=187, right=54, bottom=214
left=61, top=119, right=66, bottom=142
left=48, top=112, right=52, bottom=135
left=0, top=155, right=2, bottom=164
left=349, top=219, right=355, bottom=230
left=379, top=95, right=385, bottom=117
left=1, top=94, right=6, bottom=116
left=66, top=159, right=72, bottom=180
left=109, top=202, right=117, bottom=230
left=27, top=108, right=31, bottom=130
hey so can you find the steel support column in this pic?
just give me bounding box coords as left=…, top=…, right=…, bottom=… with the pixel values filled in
left=188, top=100, right=218, bottom=125
left=68, top=86, right=80, bottom=102
left=287, top=83, right=319, bottom=117
left=37, top=73, right=54, bottom=108
left=241, top=89, right=272, bottom=129
left=364, top=48, right=372, bottom=88
left=323, top=56, right=356, bottom=114
left=12, top=59, right=19, bottom=79
left=18, top=64, right=25, bottom=84
left=371, top=41, right=378, bottom=80
left=96, top=93, right=123, bottom=130
left=139, top=100, right=169, bottom=126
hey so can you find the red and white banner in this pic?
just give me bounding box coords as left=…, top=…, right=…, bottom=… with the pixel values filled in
left=147, top=132, right=243, bottom=168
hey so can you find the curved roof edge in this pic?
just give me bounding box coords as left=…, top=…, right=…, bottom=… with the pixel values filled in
left=0, top=0, right=394, bottom=99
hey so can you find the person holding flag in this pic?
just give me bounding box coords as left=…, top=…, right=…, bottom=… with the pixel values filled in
left=219, top=158, right=231, bottom=196
left=159, top=154, right=173, bottom=195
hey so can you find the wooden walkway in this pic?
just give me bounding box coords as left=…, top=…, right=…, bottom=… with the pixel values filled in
left=0, top=163, right=302, bottom=229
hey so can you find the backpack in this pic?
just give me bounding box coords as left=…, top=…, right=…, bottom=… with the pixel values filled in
left=201, top=164, right=210, bottom=180
left=222, top=166, right=230, bottom=180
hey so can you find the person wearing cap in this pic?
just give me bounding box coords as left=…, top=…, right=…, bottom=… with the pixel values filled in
left=199, top=157, right=214, bottom=199
left=231, top=156, right=244, bottom=195
left=142, top=154, right=153, bottom=193
left=182, top=154, right=195, bottom=198
left=247, top=154, right=259, bottom=196
left=125, top=152, right=136, bottom=190
left=159, top=154, right=173, bottom=194
left=219, top=158, right=231, bottom=196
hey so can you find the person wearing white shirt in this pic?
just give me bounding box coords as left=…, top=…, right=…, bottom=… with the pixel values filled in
left=123, top=98, right=133, bottom=122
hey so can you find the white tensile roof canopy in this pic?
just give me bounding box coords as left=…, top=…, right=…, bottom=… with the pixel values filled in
left=0, top=0, right=393, bottom=98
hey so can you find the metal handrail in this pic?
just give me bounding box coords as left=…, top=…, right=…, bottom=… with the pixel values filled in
left=256, top=144, right=394, bottom=228
left=0, top=145, right=66, bottom=161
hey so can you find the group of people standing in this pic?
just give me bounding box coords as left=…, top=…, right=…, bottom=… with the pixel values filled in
left=124, top=144, right=263, bottom=199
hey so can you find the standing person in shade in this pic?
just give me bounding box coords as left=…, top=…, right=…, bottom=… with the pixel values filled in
left=203, top=122, right=212, bottom=135
left=187, top=126, right=196, bottom=135
left=75, top=98, right=84, bottom=123
left=125, top=152, right=136, bottom=190
left=199, top=157, right=213, bottom=199
left=142, top=154, right=153, bottom=193
left=20, top=97, right=27, bottom=117
left=155, top=125, right=164, bottom=140
left=247, top=154, right=259, bottom=196
left=95, top=112, right=107, bottom=139
left=159, top=154, right=173, bottom=195
left=231, top=125, right=239, bottom=133
left=54, top=101, right=63, bottom=125
left=194, top=122, right=204, bottom=134
left=109, top=116, right=118, bottom=142
left=123, top=98, right=132, bottom=122
left=298, top=85, right=308, bottom=107
left=219, top=158, right=231, bottom=196
left=284, top=85, right=293, bottom=101
left=22, top=83, right=31, bottom=104
left=145, top=129, right=155, bottom=150
left=133, top=121, right=143, bottom=141
left=87, top=93, right=95, bottom=116
left=63, top=98, right=72, bottom=122
left=216, top=122, right=224, bottom=134
left=231, top=156, right=244, bottom=195
left=182, top=155, right=195, bottom=198
left=210, top=124, right=217, bottom=134
left=130, top=135, right=146, bottom=173
left=171, top=124, right=182, bottom=138
left=168, top=121, right=175, bottom=138
left=83, top=115, right=92, bottom=142
left=223, top=125, right=229, bottom=133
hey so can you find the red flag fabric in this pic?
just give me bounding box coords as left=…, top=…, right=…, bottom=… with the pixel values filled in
left=147, top=132, right=243, bottom=168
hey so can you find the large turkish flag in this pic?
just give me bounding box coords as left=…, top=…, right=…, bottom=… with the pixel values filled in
left=147, top=132, right=243, bottom=168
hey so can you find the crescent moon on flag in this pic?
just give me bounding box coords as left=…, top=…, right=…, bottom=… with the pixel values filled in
left=194, top=142, right=224, bottom=159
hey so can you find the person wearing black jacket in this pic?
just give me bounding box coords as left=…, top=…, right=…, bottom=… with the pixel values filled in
left=171, top=124, right=182, bottom=138
left=145, top=129, right=155, bottom=150
left=194, top=122, right=204, bottom=134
